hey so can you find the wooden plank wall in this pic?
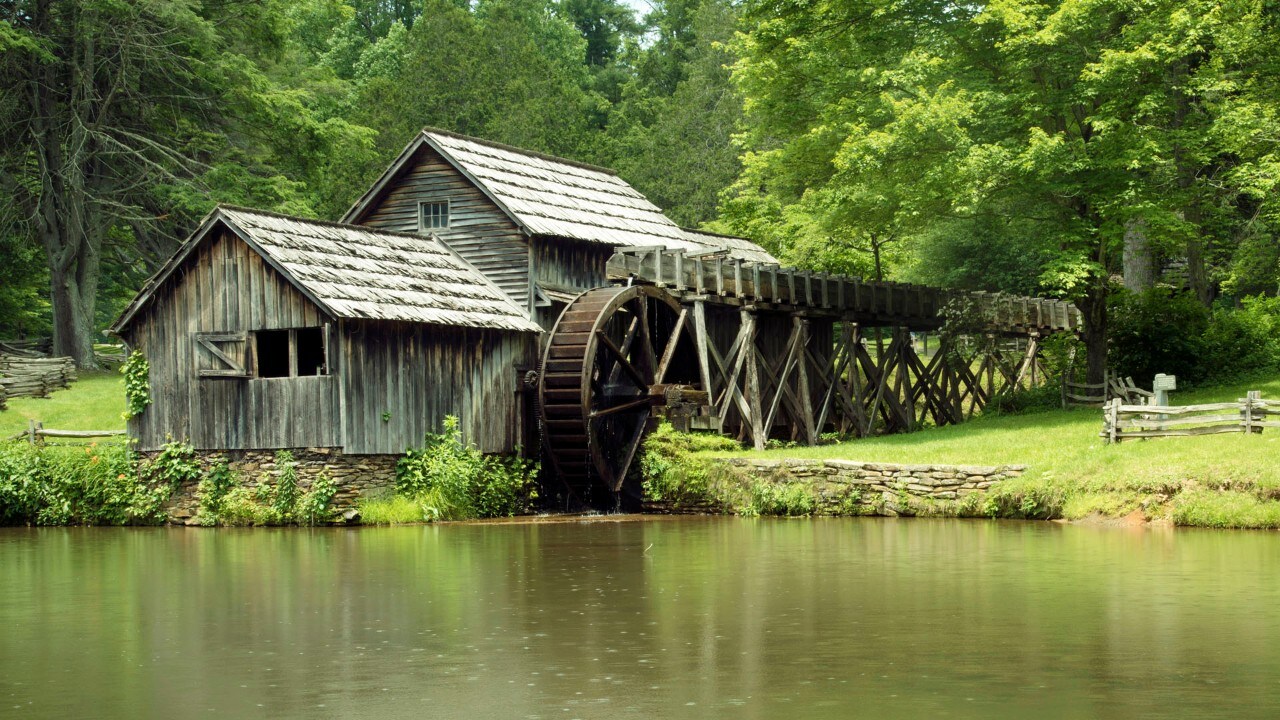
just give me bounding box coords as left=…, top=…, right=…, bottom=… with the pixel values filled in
left=123, top=230, right=339, bottom=451
left=531, top=237, right=614, bottom=330
left=341, top=320, right=534, bottom=455
left=356, top=147, right=532, bottom=310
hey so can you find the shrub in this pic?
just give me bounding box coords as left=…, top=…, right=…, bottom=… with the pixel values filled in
left=395, top=416, right=538, bottom=520
left=1108, top=289, right=1209, bottom=386
left=271, top=450, right=301, bottom=521
left=195, top=462, right=237, bottom=525
left=296, top=472, right=337, bottom=525
left=640, top=422, right=741, bottom=509
left=1201, top=296, right=1280, bottom=379
left=0, top=441, right=141, bottom=525
left=133, top=440, right=203, bottom=523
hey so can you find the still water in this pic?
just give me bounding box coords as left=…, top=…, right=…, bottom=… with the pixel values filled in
left=2, top=517, right=1279, bottom=719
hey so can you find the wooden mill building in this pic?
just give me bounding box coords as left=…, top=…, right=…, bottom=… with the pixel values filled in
left=111, top=129, right=770, bottom=458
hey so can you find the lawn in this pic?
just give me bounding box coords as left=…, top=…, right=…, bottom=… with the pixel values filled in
left=0, top=371, right=127, bottom=439
left=701, top=373, right=1280, bottom=527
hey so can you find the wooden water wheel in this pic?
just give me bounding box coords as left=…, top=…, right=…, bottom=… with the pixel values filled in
left=538, top=285, right=698, bottom=508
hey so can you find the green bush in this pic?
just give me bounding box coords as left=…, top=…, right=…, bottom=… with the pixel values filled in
left=0, top=441, right=150, bottom=525
left=296, top=472, right=337, bottom=525
left=395, top=416, right=538, bottom=520
left=1108, top=289, right=1210, bottom=386
left=640, top=422, right=741, bottom=509
left=1109, top=290, right=1280, bottom=387
left=1201, top=296, right=1280, bottom=379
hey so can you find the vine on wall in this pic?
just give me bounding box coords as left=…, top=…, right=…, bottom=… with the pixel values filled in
left=121, top=351, right=152, bottom=419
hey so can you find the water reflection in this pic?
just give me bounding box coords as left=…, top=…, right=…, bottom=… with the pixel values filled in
left=1, top=518, right=1278, bottom=719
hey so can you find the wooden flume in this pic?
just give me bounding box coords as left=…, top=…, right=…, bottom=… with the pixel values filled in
left=539, top=246, right=1076, bottom=507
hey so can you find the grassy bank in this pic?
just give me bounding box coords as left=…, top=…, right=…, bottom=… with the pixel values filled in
left=650, top=374, right=1280, bottom=528
left=1, top=371, right=126, bottom=439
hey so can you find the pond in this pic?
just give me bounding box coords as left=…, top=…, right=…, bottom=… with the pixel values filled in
left=2, top=517, right=1278, bottom=719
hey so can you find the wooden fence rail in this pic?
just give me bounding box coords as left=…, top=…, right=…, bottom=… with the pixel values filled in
left=1101, top=391, right=1276, bottom=443
left=4, top=421, right=127, bottom=444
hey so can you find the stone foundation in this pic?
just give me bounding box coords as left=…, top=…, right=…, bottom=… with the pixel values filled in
left=714, top=458, right=1027, bottom=516
left=153, top=448, right=398, bottom=524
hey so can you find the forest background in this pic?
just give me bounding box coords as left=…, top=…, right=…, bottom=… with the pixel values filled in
left=2, top=0, right=1279, bottom=385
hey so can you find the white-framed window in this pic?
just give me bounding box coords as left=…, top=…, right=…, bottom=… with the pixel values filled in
left=419, top=200, right=450, bottom=231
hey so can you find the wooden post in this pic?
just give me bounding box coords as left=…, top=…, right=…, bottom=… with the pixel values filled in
left=795, top=318, right=817, bottom=445
left=28, top=419, right=36, bottom=445
left=693, top=301, right=714, bottom=399
left=742, top=309, right=765, bottom=450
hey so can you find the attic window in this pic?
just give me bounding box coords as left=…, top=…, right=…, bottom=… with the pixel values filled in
left=254, top=327, right=328, bottom=378
left=419, top=200, right=450, bottom=231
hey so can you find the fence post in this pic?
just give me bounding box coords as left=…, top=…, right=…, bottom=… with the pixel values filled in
left=1107, top=398, right=1120, bottom=444
left=27, top=418, right=35, bottom=446
left=1246, top=390, right=1261, bottom=434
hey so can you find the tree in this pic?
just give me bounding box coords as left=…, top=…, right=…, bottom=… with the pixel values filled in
left=608, top=0, right=744, bottom=227
left=1, top=1, right=377, bottom=364
left=722, top=0, right=1280, bottom=383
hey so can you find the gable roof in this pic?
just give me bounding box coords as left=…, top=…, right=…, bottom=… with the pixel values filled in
left=111, top=206, right=541, bottom=335
left=343, top=128, right=702, bottom=250
left=681, top=228, right=779, bottom=264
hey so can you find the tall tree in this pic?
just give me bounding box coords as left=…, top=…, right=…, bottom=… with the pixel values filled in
left=723, top=0, right=1280, bottom=382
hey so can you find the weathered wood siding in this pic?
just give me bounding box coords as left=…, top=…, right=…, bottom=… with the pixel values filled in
left=532, top=236, right=614, bottom=329
left=341, top=320, right=533, bottom=455
left=122, top=229, right=340, bottom=451
left=356, top=147, right=531, bottom=311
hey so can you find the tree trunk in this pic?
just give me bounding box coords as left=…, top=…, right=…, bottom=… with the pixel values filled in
left=1078, top=286, right=1108, bottom=385
left=1122, top=218, right=1154, bottom=292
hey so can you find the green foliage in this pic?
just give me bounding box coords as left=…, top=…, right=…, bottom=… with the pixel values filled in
left=395, top=416, right=538, bottom=521
left=195, top=463, right=238, bottom=525
left=1172, top=490, right=1280, bottom=530
left=296, top=473, right=337, bottom=526
left=194, top=455, right=337, bottom=526
left=271, top=450, right=301, bottom=521
left=121, top=352, right=152, bottom=419
left=640, top=422, right=740, bottom=509
left=742, top=482, right=815, bottom=517
left=988, top=384, right=1063, bottom=416
left=1109, top=291, right=1280, bottom=385
left=133, top=440, right=202, bottom=523
left=0, top=442, right=143, bottom=525
left=1108, top=290, right=1210, bottom=385
left=356, top=492, right=427, bottom=524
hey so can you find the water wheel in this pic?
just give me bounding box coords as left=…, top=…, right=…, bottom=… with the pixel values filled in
left=538, top=285, right=698, bottom=508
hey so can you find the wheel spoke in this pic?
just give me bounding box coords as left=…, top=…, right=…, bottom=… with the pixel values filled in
left=596, top=330, right=649, bottom=390
left=590, top=396, right=652, bottom=419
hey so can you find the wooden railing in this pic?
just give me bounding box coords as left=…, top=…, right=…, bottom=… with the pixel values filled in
left=1063, top=372, right=1152, bottom=408
left=5, top=420, right=127, bottom=444
left=608, top=246, right=1083, bottom=333
left=1101, top=391, right=1276, bottom=443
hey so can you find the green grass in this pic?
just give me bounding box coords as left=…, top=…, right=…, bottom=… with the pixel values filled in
left=701, top=373, right=1280, bottom=527
left=357, top=493, right=428, bottom=524
left=1, top=371, right=126, bottom=439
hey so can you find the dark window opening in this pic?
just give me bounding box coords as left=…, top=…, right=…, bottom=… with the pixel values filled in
left=296, top=327, right=326, bottom=376
left=420, top=200, right=450, bottom=230
left=256, top=330, right=291, bottom=378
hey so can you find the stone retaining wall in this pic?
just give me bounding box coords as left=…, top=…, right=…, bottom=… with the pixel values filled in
left=158, top=448, right=397, bottom=524
left=715, top=458, right=1027, bottom=516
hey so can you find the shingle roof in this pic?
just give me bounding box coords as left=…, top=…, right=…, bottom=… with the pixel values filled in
left=111, top=207, right=541, bottom=334
left=681, top=228, right=779, bottom=264
left=344, top=128, right=703, bottom=250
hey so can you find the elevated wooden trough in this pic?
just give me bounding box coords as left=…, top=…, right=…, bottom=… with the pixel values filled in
left=607, top=246, right=1082, bottom=333
left=536, top=246, right=1081, bottom=507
